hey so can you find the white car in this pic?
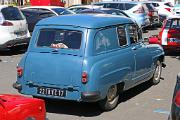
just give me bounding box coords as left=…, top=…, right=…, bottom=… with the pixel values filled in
left=0, top=5, right=30, bottom=51
left=68, top=5, right=102, bottom=13
left=150, top=1, right=174, bottom=17
left=21, top=6, right=75, bottom=16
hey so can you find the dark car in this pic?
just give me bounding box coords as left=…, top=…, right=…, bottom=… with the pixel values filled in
left=77, top=8, right=130, bottom=18
left=169, top=73, right=180, bottom=120
left=21, top=9, right=55, bottom=32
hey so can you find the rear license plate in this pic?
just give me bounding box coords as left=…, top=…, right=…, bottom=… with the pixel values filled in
left=37, top=87, right=66, bottom=97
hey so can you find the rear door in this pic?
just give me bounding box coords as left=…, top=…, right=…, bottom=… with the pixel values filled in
left=25, top=27, right=85, bottom=87
left=1, top=6, right=29, bottom=39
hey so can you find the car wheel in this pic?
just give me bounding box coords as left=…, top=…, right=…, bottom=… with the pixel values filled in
left=152, top=60, right=162, bottom=85
left=99, top=85, right=119, bottom=111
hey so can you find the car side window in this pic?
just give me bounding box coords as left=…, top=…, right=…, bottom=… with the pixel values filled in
left=94, top=28, right=118, bottom=54
left=127, top=24, right=139, bottom=44
left=117, top=25, right=127, bottom=46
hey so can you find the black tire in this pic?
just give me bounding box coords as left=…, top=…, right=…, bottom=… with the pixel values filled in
left=98, top=85, right=119, bottom=111
left=151, top=60, right=162, bottom=85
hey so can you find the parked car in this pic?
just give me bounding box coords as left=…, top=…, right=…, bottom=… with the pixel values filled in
left=13, top=14, right=165, bottom=111
left=169, top=73, right=180, bottom=120
left=77, top=8, right=130, bottom=18
left=93, top=1, right=150, bottom=28
left=21, top=6, right=74, bottom=16
left=142, top=2, right=159, bottom=26
left=149, top=15, right=180, bottom=52
left=174, top=4, right=180, bottom=15
left=0, top=5, right=30, bottom=51
left=0, top=94, right=46, bottom=120
left=21, top=9, right=56, bottom=32
left=68, top=5, right=101, bottom=13
left=150, top=1, right=174, bottom=22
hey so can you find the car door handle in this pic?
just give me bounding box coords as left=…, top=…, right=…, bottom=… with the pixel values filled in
left=51, top=49, right=59, bottom=54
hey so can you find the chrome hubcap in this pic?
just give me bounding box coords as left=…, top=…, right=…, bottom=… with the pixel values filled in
left=154, top=63, right=161, bottom=81
left=107, top=85, right=117, bottom=103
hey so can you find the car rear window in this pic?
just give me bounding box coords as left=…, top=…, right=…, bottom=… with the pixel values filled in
left=37, top=29, right=82, bottom=49
left=165, top=19, right=172, bottom=28
left=171, top=19, right=180, bottom=28
left=1, top=7, right=25, bottom=20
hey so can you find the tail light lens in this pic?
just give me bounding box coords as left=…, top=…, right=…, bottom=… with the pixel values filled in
left=1, top=21, right=13, bottom=26
left=175, top=90, right=180, bottom=106
left=133, top=6, right=145, bottom=14
left=82, top=72, right=88, bottom=84
left=165, top=8, right=171, bottom=12
left=17, top=67, right=23, bottom=78
left=148, top=11, right=153, bottom=17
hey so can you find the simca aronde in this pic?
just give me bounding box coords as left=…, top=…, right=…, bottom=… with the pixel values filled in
left=13, top=14, right=165, bottom=111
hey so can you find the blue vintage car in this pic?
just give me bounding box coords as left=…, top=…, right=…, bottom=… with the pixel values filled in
left=13, top=14, right=165, bottom=111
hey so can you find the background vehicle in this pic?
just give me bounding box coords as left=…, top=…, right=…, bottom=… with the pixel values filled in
left=150, top=1, right=174, bottom=22
left=0, top=94, right=45, bottom=120
left=77, top=8, right=130, bottom=18
left=0, top=6, right=30, bottom=51
left=22, top=6, right=74, bottom=16
left=68, top=5, right=101, bottom=13
left=169, top=73, right=180, bottom=120
left=93, top=1, right=150, bottom=28
left=142, top=2, right=159, bottom=26
left=174, top=4, right=180, bottom=15
left=149, top=15, right=180, bottom=52
left=13, top=14, right=165, bottom=111
left=21, top=9, right=56, bottom=32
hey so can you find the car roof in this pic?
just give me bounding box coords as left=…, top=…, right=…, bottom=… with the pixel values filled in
left=37, top=14, right=134, bottom=29
left=167, top=15, right=180, bottom=19
left=95, top=1, right=140, bottom=4
left=69, top=5, right=101, bottom=9
left=148, top=1, right=170, bottom=4
left=21, top=9, right=52, bottom=14
left=22, top=6, right=64, bottom=9
left=0, top=5, right=16, bottom=10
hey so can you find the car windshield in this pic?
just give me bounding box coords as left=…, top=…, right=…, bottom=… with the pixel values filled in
left=1, top=7, right=25, bottom=20
left=37, top=29, right=82, bottom=49
left=52, top=8, right=74, bottom=15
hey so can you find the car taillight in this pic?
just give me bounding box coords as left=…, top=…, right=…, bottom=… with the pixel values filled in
left=148, top=11, right=153, bottom=17
left=175, top=90, right=180, bottom=107
left=17, top=67, right=23, bottom=78
left=165, top=8, right=171, bottom=12
left=1, top=21, right=13, bottom=26
left=82, top=72, right=88, bottom=84
left=133, top=6, right=145, bottom=14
